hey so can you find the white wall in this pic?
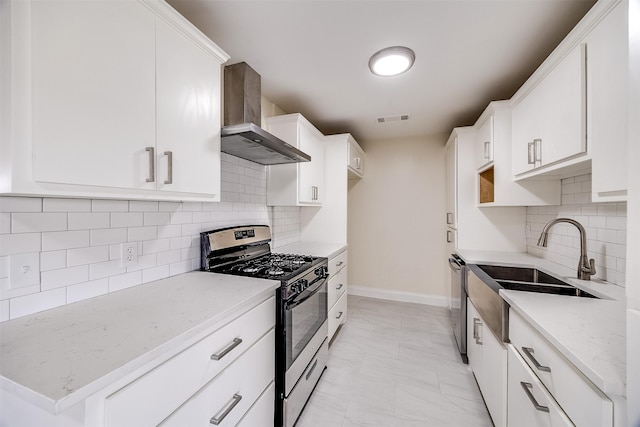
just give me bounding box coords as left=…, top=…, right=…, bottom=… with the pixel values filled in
left=526, top=173, right=627, bottom=287
left=0, top=153, right=300, bottom=321
left=347, top=135, right=448, bottom=304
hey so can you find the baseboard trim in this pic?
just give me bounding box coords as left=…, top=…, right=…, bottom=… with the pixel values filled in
left=348, top=285, right=448, bottom=308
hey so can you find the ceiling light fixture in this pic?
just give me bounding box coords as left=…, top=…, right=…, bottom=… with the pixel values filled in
left=368, top=46, right=415, bottom=77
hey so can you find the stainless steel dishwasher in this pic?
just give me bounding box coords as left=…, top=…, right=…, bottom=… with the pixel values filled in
left=449, top=254, right=468, bottom=363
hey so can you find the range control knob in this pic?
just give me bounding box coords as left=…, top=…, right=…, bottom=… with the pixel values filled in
left=315, top=266, right=328, bottom=277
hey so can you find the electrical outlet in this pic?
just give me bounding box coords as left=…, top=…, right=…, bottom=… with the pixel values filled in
left=9, top=253, right=40, bottom=289
left=121, top=242, right=138, bottom=267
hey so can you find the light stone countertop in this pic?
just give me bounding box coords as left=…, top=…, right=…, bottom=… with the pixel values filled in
left=500, top=290, right=626, bottom=396
left=274, top=241, right=347, bottom=260
left=455, top=249, right=625, bottom=396
left=0, top=271, right=279, bottom=414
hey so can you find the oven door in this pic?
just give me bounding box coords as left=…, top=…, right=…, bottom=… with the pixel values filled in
left=284, top=276, right=327, bottom=371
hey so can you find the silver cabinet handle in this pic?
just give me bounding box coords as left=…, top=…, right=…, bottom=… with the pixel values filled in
left=336, top=283, right=344, bottom=290
left=336, top=311, right=344, bottom=320
left=164, top=151, right=173, bottom=184
left=209, top=394, right=242, bottom=425
left=210, top=338, right=242, bottom=361
left=356, top=157, right=361, bottom=169
left=527, top=141, right=535, bottom=165
left=336, top=261, right=344, bottom=268
left=446, top=212, right=454, bottom=225
left=145, top=147, right=155, bottom=182
left=305, top=359, right=318, bottom=381
left=534, top=138, right=542, bottom=163
left=520, top=382, right=549, bottom=413
left=473, top=318, right=483, bottom=345
left=522, top=347, right=551, bottom=372
left=483, top=141, right=490, bottom=159
left=447, top=230, right=454, bottom=243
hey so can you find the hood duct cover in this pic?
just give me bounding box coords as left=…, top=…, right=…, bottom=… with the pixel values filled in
left=221, top=62, right=311, bottom=165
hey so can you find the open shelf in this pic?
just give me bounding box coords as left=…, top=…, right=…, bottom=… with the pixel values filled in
left=479, top=166, right=495, bottom=204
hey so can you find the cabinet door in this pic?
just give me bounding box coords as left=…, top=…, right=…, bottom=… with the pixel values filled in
left=512, top=44, right=586, bottom=175
left=156, top=20, right=222, bottom=197
left=297, top=122, right=324, bottom=204
left=445, top=139, right=457, bottom=229
left=31, top=1, right=156, bottom=189
left=588, top=3, right=628, bottom=201
left=507, top=345, right=574, bottom=427
left=347, top=139, right=365, bottom=177
left=475, top=116, right=493, bottom=169
left=466, top=300, right=483, bottom=381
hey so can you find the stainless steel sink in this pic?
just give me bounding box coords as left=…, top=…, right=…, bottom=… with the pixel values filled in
left=466, top=264, right=598, bottom=343
left=476, top=264, right=597, bottom=298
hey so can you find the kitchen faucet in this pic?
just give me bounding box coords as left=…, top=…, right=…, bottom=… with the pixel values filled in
left=537, top=218, right=596, bottom=280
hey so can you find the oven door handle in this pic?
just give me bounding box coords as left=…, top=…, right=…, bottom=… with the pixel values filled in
left=287, top=278, right=326, bottom=310
left=449, top=258, right=462, bottom=273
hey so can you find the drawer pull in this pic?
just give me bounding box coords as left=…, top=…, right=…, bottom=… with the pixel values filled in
left=520, top=382, right=549, bottom=413
left=473, top=318, right=483, bottom=345
left=305, top=359, right=319, bottom=381
left=336, top=283, right=344, bottom=290
left=336, top=261, right=344, bottom=268
left=210, top=338, right=242, bottom=361
left=336, top=311, right=344, bottom=320
left=209, top=393, right=242, bottom=425
left=522, top=346, right=551, bottom=372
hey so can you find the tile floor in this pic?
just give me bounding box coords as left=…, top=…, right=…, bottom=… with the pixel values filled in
left=296, top=296, right=494, bottom=427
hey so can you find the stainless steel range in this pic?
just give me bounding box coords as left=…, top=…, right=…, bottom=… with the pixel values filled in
left=200, top=225, right=328, bottom=427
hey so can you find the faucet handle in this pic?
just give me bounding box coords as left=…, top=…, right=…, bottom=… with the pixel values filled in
left=589, top=259, right=596, bottom=275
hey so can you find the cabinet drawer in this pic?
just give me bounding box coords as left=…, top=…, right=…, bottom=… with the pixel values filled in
left=507, top=345, right=573, bottom=427
left=328, top=291, right=347, bottom=341
left=328, top=250, right=347, bottom=277
left=105, top=297, right=275, bottom=427
left=160, top=330, right=275, bottom=427
left=509, top=310, right=613, bottom=427
left=236, top=382, right=275, bottom=427
left=328, top=267, right=347, bottom=309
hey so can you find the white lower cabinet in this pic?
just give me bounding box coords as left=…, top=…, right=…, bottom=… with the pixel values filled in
left=327, top=250, right=348, bottom=342
left=507, top=345, right=573, bottom=427
left=467, top=299, right=507, bottom=427
left=508, top=309, right=613, bottom=427
left=159, top=330, right=274, bottom=427
left=236, top=383, right=275, bottom=427
left=103, top=297, right=275, bottom=427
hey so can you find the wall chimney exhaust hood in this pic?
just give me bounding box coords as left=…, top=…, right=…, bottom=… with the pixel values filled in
left=221, top=62, right=311, bottom=165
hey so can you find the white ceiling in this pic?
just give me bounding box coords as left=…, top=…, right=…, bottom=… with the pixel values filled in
left=168, top=0, right=595, bottom=142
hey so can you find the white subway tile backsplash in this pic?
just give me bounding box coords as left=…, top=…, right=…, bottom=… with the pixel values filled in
left=40, top=250, right=67, bottom=272
left=108, top=271, right=142, bottom=292
left=91, top=228, right=127, bottom=246
left=43, top=198, right=91, bottom=212
left=111, top=212, right=143, bottom=228
left=0, top=256, right=8, bottom=278
left=41, top=265, right=89, bottom=290
left=10, top=288, right=66, bottom=318
left=0, top=155, right=300, bottom=320
left=42, top=230, right=90, bottom=251
left=67, top=245, right=109, bottom=267
left=0, top=233, right=41, bottom=256
left=92, top=200, right=128, bottom=212
left=68, top=213, right=110, bottom=231
left=526, top=173, right=626, bottom=287
left=129, top=201, right=159, bottom=212
left=1, top=213, right=11, bottom=234
left=67, top=278, right=109, bottom=304
left=0, top=197, right=42, bottom=213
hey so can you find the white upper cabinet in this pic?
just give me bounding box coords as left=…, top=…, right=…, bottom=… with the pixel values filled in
left=266, top=114, right=325, bottom=206
left=347, top=138, right=365, bottom=178
left=511, top=43, right=586, bottom=177
left=31, top=1, right=156, bottom=191
left=474, top=115, right=494, bottom=170
left=1, top=0, right=229, bottom=201
left=587, top=1, right=628, bottom=202
left=155, top=18, right=222, bottom=196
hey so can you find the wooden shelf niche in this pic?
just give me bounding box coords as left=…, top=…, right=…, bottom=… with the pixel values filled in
left=479, top=166, right=495, bottom=204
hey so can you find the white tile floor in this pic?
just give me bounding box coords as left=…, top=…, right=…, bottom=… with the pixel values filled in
left=296, top=296, right=494, bottom=427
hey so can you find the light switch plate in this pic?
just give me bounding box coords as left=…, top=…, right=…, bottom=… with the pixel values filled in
left=9, top=253, right=40, bottom=289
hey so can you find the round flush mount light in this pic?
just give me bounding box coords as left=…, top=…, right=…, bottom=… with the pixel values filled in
left=368, top=46, right=415, bottom=77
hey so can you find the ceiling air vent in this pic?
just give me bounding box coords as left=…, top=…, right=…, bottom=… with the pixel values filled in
left=376, top=114, right=410, bottom=123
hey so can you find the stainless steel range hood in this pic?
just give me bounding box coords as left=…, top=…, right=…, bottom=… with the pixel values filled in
left=221, top=62, right=310, bottom=165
